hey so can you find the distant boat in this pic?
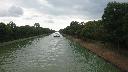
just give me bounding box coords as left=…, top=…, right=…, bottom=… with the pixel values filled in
left=54, top=34, right=60, bottom=37
left=54, top=35, right=60, bottom=37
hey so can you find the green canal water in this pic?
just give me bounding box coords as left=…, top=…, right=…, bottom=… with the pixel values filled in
left=0, top=33, right=121, bottom=72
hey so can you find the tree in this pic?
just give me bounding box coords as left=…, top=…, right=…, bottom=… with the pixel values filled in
left=0, top=22, right=55, bottom=43
left=7, top=21, right=16, bottom=29
left=34, top=23, right=40, bottom=28
left=102, top=2, right=128, bottom=46
left=0, top=22, right=8, bottom=42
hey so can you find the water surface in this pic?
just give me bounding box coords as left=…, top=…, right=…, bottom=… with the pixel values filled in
left=0, top=33, right=121, bottom=72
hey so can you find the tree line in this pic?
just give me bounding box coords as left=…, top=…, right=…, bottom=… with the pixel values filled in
left=0, top=21, right=55, bottom=43
left=59, top=2, right=128, bottom=48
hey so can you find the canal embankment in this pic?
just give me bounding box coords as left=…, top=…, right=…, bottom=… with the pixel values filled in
left=65, top=35, right=128, bottom=72
left=0, top=34, right=48, bottom=46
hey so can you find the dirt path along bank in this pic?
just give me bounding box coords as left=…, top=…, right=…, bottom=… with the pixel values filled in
left=67, top=36, right=128, bottom=72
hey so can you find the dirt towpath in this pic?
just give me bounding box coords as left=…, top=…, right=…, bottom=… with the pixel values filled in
left=68, top=36, right=128, bottom=72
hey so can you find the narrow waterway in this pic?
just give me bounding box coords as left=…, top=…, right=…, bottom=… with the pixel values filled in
left=0, top=33, right=121, bottom=72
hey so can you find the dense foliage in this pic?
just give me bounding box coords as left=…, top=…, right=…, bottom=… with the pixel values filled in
left=0, top=21, right=55, bottom=43
left=60, top=20, right=104, bottom=40
left=102, top=2, right=128, bottom=46
left=60, top=2, right=128, bottom=48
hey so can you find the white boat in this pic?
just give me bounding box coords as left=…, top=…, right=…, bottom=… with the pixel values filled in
left=54, top=34, right=60, bottom=37
left=54, top=33, right=60, bottom=37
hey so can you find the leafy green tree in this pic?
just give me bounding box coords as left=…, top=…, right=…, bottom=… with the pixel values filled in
left=0, top=22, right=55, bottom=43
left=7, top=21, right=16, bottom=29
left=34, top=23, right=40, bottom=28
left=60, top=1, right=128, bottom=48
left=102, top=1, right=128, bottom=47
left=0, top=22, right=7, bottom=42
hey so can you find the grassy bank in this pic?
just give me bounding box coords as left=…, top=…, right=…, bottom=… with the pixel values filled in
left=65, top=35, right=128, bottom=72
left=0, top=34, right=49, bottom=46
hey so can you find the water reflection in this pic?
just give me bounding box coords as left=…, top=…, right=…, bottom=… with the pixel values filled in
left=0, top=34, right=121, bottom=72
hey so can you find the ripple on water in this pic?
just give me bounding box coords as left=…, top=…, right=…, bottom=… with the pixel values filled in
left=0, top=34, right=121, bottom=72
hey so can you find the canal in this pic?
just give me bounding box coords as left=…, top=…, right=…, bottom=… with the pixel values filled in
left=0, top=33, right=121, bottom=72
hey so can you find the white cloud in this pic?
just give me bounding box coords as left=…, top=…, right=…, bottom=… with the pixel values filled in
left=0, top=0, right=128, bottom=30
left=0, top=6, right=23, bottom=17
left=8, top=6, right=23, bottom=17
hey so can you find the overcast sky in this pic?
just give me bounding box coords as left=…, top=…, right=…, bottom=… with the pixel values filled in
left=0, top=0, right=127, bottom=31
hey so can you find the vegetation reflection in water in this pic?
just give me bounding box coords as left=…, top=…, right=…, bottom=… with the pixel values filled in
left=0, top=34, right=121, bottom=72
